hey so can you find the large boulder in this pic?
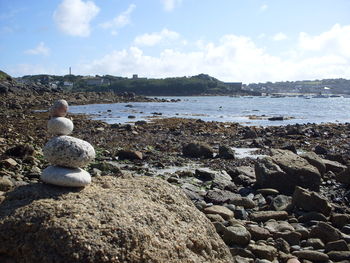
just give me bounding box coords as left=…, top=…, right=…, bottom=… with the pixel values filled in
left=0, top=176, right=232, bottom=263
left=255, top=149, right=321, bottom=194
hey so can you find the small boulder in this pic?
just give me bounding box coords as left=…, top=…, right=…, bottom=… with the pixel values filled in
left=218, top=145, right=235, bottom=159
left=223, top=224, right=251, bottom=247
left=5, top=144, right=35, bottom=159
left=117, top=150, right=143, bottom=160
left=292, top=186, right=332, bottom=216
left=182, top=142, right=214, bottom=158
left=309, top=222, right=342, bottom=243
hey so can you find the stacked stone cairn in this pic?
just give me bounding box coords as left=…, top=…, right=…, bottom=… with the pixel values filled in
left=41, top=99, right=95, bottom=187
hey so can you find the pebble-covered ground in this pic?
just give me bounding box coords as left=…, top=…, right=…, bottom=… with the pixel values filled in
left=1, top=92, right=350, bottom=263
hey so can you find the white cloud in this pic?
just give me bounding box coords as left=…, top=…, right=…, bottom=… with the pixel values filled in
left=161, top=0, right=182, bottom=12
left=298, top=24, right=350, bottom=58
left=272, top=32, right=288, bottom=41
left=53, top=0, right=100, bottom=37
left=25, top=42, right=50, bottom=56
left=260, top=4, right=268, bottom=12
left=100, top=4, right=136, bottom=33
left=134, top=28, right=180, bottom=46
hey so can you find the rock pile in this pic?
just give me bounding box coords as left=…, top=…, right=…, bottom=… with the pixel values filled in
left=41, top=100, right=95, bottom=187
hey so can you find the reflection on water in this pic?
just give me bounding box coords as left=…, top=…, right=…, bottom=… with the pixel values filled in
left=69, top=96, right=350, bottom=126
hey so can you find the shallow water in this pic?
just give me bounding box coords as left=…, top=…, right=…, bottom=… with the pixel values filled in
left=69, top=96, right=350, bottom=126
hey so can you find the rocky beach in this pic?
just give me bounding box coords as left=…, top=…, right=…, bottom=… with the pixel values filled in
left=0, top=82, right=350, bottom=262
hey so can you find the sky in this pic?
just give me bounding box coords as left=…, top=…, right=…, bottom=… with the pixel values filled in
left=1, top=0, right=350, bottom=83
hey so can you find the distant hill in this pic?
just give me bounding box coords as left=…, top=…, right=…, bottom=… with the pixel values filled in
left=244, top=79, right=350, bottom=95
left=16, top=73, right=252, bottom=96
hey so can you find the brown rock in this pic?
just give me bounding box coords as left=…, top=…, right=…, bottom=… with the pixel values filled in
left=0, top=176, right=233, bottom=263
left=117, top=149, right=143, bottom=160
left=309, top=222, right=342, bottom=243
left=292, top=186, right=332, bottom=216
left=203, top=205, right=234, bottom=220
left=250, top=211, right=288, bottom=222
left=323, top=159, right=347, bottom=174
left=300, top=151, right=326, bottom=175
left=292, top=250, right=329, bottom=261
left=0, top=158, right=18, bottom=168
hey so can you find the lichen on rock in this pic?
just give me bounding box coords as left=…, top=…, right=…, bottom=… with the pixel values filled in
left=0, top=176, right=232, bottom=263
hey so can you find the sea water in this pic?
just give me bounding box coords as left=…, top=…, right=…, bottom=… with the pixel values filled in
left=69, top=96, right=350, bottom=126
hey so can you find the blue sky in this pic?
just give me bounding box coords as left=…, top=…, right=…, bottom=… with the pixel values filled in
left=1, top=0, right=350, bottom=83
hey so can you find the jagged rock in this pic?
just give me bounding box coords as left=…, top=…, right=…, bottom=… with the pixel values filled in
left=4, top=144, right=35, bottom=159
left=41, top=166, right=91, bottom=187
left=247, top=225, right=272, bottom=241
left=297, top=212, right=328, bottom=223
left=323, top=159, right=347, bottom=174
left=300, top=151, right=326, bottom=175
left=43, top=136, right=95, bottom=168
left=247, top=244, right=277, bottom=261
left=222, top=224, right=251, bottom=247
left=0, top=176, right=233, bottom=263
left=325, top=240, right=349, bottom=252
left=327, top=251, right=350, bottom=261
left=292, top=186, right=332, bottom=216
left=182, top=142, right=214, bottom=158
left=270, top=195, right=292, bottom=211
left=47, top=117, right=74, bottom=136
left=117, top=149, right=143, bottom=160
left=331, top=213, right=350, bottom=229
left=218, top=145, right=235, bottom=159
left=302, top=238, right=325, bottom=250
left=0, top=178, right=13, bottom=191
left=270, top=149, right=321, bottom=192
left=314, top=145, right=328, bottom=155
left=335, top=166, right=350, bottom=184
left=273, top=231, right=302, bottom=246
left=0, top=158, right=17, bottom=168
left=309, top=222, right=342, bottom=243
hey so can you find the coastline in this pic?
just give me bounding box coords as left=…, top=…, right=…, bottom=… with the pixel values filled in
left=1, top=92, right=350, bottom=262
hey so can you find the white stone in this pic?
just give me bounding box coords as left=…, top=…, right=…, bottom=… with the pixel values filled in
left=47, top=117, right=74, bottom=135
left=50, top=99, right=68, bottom=117
left=43, top=136, right=95, bottom=168
left=41, top=166, right=91, bottom=187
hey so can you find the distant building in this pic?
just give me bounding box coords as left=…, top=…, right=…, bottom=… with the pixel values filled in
left=63, top=81, right=73, bottom=87
left=132, top=74, right=138, bottom=79
left=83, top=77, right=110, bottom=86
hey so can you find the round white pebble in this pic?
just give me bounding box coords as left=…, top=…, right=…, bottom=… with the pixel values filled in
left=41, top=166, right=91, bottom=187
left=47, top=117, right=74, bottom=135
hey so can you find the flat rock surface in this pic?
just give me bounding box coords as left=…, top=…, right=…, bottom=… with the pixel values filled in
left=0, top=176, right=233, bottom=263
